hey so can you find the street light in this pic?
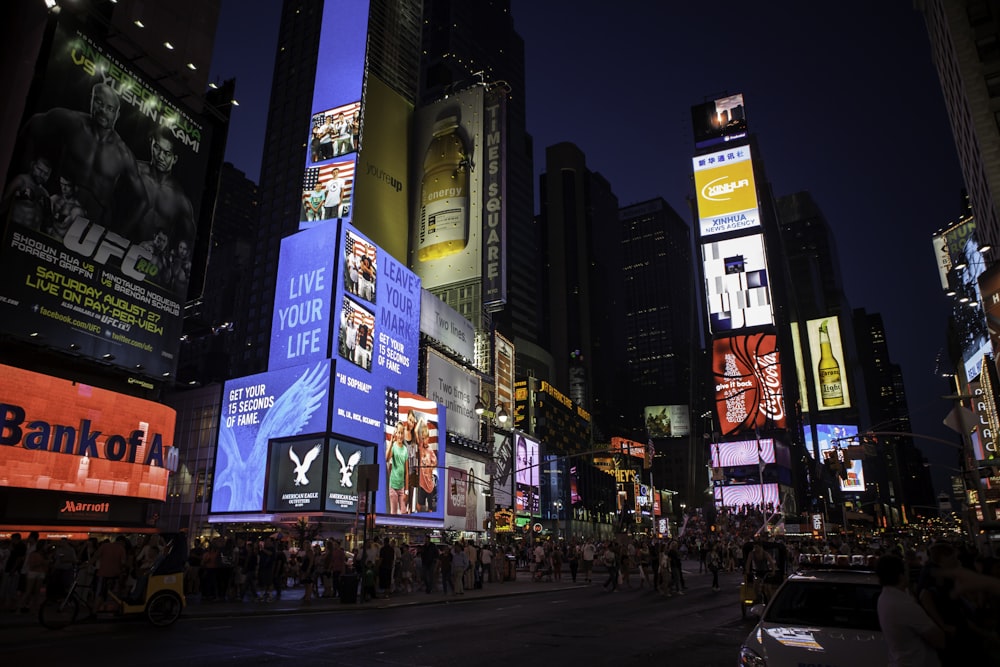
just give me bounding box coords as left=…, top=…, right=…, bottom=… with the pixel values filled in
left=474, top=397, right=509, bottom=425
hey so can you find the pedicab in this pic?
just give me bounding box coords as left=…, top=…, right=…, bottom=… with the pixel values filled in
left=739, top=540, right=786, bottom=619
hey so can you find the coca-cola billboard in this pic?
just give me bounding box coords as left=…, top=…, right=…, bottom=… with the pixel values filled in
left=712, top=334, right=787, bottom=435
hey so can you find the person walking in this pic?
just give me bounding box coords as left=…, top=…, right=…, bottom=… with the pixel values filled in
left=602, top=544, right=619, bottom=593
left=582, top=539, right=595, bottom=584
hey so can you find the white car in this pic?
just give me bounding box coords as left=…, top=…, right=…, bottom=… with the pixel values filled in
left=739, top=568, right=886, bottom=667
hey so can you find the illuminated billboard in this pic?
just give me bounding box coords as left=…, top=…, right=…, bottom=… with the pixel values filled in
left=803, top=424, right=865, bottom=493
left=514, top=433, right=540, bottom=515
left=419, top=289, right=475, bottom=361
left=702, top=233, right=773, bottom=332
left=790, top=322, right=812, bottom=413
left=492, top=431, right=513, bottom=508
left=443, top=452, right=487, bottom=533
left=643, top=405, right=690, bottom=437
left=692, top=145, right=760, bottom=237
left=264, top=435, right=375, bottom=516
left=331, top=221, right=421, bottom=444
left=379, top=389, right=446, bottom=520
left=0, top=22, right=215, bottom=378
left=0, top=364, right=175, bottom=501
left=710, top=438, right=776, bottom=467
left=805, top=317, right=852, bottom=411
left=424, top=347, right=481, bottom=441
left=712, top=334, right=787, bottom=435
left=713, top=483, right=779, bottom=509
left=611, top=437, right=647, bottom=460
left=691, top=93, right=748, bottom=149
left=409, top=86, right=485, bottom=291
left=211, top=361, right=332, bottom=513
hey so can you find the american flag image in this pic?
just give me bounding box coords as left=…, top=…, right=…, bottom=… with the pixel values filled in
left=302, top=158, right=355, bottom=206
left=385, top=388, right=439, bottom=447
left=341, top=298, right=375, bottom=334
left=345, top=230, right=377, bottom=266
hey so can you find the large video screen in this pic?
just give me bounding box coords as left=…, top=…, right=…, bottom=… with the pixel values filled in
left=692, top=145, right=760, bottom=238
left=710, top=438, right=776, bottom=467
left=805, top=317, right=852, bottom=411
left=514, top=433, right=540, bottom=516
left=263, top=435, right=374, bottom=514
left=712, top=334, right=787, bottom=435
left=211, top=361, right=332, bottom=513
left=702, top=233, right=773, bottom=332
left=804, top=424, right=866, bottom=493
left=492, top=431, right=513, bottom=508
left=0, top=21, right=214, bottom=377
left=691, top=93, right=748, bottom=150
left=379, top=389, right=445, bottom=520
left=644, top=405, right=690, bottom=437
left=443, top=451, right=487, bottom=533
left=0, top=364, right=175, bottom=501
left=713, top=483, right=779, bottom=509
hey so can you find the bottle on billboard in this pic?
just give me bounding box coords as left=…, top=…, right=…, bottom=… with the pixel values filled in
left=817, top=319, right=844, bottom=407
left=417, top=113, right=470, bottom=261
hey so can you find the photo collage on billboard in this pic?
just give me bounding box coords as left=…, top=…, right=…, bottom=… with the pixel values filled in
left=211, top=361, right=332, bottom=514
left=514, top=433, right=540, bottom=515
left=0, top=21, right=213, bottom=377
left=712, top=333, right=787, bottom=435
left=702, top=233, right=774, bottom=332
left=380, top=388, right=446, bottom=519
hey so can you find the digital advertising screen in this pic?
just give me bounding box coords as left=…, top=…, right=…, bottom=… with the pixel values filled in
left=710, top=438, right=776, bottom=467
left=805, top=317, right=852, bottom=411
left=514, top=433, right=540, bottom=515
left=702, top=233, right=773, bottom=332
left=0, top=21, right=214, bottom=378
left=443, top=452, right=487, bottom=533
left=0, top=364, right=175, bottom=501
left=325, top=437, right=375, bottom=513
left=643, top=405, right=690, bottom=437
left=379, top=388, right=446, bottom=520
left=409, top=86, right=485, bottom=291
left=790, top=322, right=812, bottom=413
left=692, top=145, right=759, bottom=238
left=211, top=361, right=332, bottom=514
left=691, top=93, right=748, bottom=149
left=712, top=334, right=787, bottom=435
left=713, top=483, right=779, bottom=509
left=805, top=424, right=866, bottom=493
left=331, top=221, right=420, bottom=444
left=492, top=430, right=513, bottom=508
left=265, top=436, right=325, bottom=513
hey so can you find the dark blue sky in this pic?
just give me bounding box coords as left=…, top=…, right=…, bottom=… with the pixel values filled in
left=210, top=1, right=968, bottom=495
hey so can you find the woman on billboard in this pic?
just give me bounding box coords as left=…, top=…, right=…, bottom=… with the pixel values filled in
left=386, top=422, right=409, bottom=514
left=414, top=419, right=437, bottom=512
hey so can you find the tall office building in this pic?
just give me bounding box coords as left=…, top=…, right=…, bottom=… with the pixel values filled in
left=538, top=142, right=621, bottom=433
left=920, top=0, right=1000, bottom=256
left=619, top=198, right=695, bottom=428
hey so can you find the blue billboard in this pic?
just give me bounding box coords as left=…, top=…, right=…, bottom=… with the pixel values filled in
left=210, top=360, right=332, bottom=513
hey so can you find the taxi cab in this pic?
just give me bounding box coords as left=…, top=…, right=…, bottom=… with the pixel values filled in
left=739, top=556, right=886, bottom=667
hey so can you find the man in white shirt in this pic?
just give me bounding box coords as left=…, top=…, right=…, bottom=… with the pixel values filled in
left=876, top=554, right=944, bottom=667
left=582, top=540, right=596, bottom=583
left=480, top=545, right=493, bottom=584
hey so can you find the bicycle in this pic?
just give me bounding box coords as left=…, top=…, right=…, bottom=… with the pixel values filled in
left=38, top=565, right=97, bottom=629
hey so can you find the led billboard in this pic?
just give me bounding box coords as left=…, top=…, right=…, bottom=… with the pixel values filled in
left=702, top=233, right=773, bottom=332
left=713, top=483, right=779, bottom=509
left=712, top=334, right=787, bottom=435
left=691, top=93, right=748, bottom=150
left=492, top=430, right=513, bottom=508
left=804, top=424, right=866, bottom=493
left=0, top=364, right=175, bottom=501
left=0, top=22, right=214, bottom=377
left=643, top=405, right=690, bottom=437
left=331, top=221, right=421, bottom=444
left=805, top=317, right=852, bottom=411
left=710, top=438, right=776, bottom=467
left=211, top=361, right=332, bottom=513
left=692, top=145, right=759, bottom=237
left=514, top=433, right=540, bottom=516
left=264, top=435, right=375, bottom=515
left=379, top=389, right=445, bottom=519
left=443, top=452, right=487, bottom=533
left=409, top=86, right=485, bottom=291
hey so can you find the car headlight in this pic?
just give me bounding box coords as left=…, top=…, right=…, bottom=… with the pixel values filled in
left=739, top=645, right=766, bottom=667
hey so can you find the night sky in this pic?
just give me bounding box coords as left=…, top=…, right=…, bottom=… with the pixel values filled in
left=210, top=1, right=968, bottom=495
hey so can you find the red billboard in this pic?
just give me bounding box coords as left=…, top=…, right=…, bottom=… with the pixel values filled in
left=712, top=334, right=787, bottom=435
left=0, top=364, right=176, bottom=501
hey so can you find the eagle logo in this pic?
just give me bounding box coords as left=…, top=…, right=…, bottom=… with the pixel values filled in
left=289, top=443, right=322, bottom=486
left=335, top=445, right=362, bottom=487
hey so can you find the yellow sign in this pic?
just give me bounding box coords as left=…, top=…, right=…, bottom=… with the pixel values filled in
left=692, top=146, right=760, bottom=236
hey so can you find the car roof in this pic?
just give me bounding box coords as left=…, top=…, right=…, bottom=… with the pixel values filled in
left=783, top=568, right=879, bottom=585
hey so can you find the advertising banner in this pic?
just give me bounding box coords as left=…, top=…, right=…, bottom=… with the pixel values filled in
left=0, top=364, right=175, bottom=501
left=702, top=233, right=773, bottom=332
left=713, top=483, right=779, bottom=509
left=492, top=431, right=513, bottom=508
left=692, top=145, right=759, bottom=237
left=790, top=322, right=812, bottom=413
left=419, top=288, right=475, bottom=361
left=514, top=433, right=540, bottom=515
left=424, top=348, right=481, bottom=441
left=710, top=438, right=776, bottom=467
left=443, top=452, right=487, bottom=533
left=482, top=85, right=507, bottom=310
left=326, top=437, right=374, bottom=512
left=211, top=361, right=332, bottom=513
left=495, top=332, right=516, bottom=417
left=380, top=388, right=445, bottom=519
left=691, top=93, right=748, bottom=150
left=410, top=86, right=485, bottom=290
left=712, top=334, right=787, bottom=435
left=0, top=22, right=214, bottom=377
left=970, top=373, right=999, bottom=461
left=332, top=221, right=420, bottom=444
left=805, top=317, right=852, bottom=411
left=265, top=436, right=325, bottom=513
left=643, top=405, right=690, bottom=437
left=810, top=423, right=865, bottom=493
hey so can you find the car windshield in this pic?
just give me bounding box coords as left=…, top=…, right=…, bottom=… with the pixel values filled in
left=763, top=579, right=882, bottom=631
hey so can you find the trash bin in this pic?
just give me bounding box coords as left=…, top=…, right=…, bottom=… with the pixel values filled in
left=339, top=573, right=358, bottom=603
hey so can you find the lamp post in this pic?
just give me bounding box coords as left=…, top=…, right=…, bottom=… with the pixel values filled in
left=474, top=395, right=508, bottom=545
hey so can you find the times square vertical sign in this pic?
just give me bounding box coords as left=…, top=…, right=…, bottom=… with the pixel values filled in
left=0, top=20, right=213, bottom=378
